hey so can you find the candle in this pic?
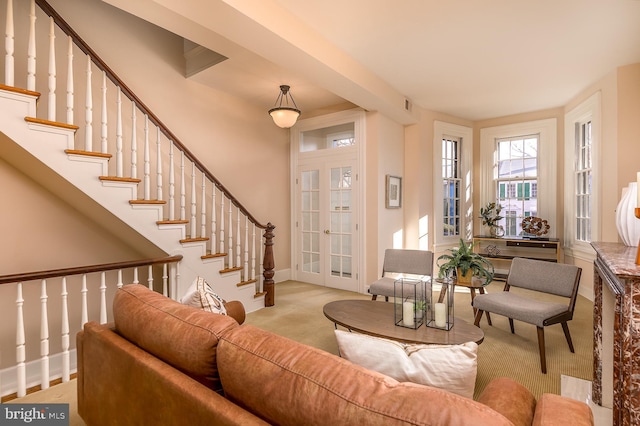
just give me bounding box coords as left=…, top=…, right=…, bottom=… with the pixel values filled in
left=403, top=301, right=415, bottom=327
left=637, top=172, right=640, bottom=207
left=435, top=303, right=447, bottom=328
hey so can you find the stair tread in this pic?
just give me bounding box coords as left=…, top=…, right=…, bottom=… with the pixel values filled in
left=157, top=219, right=189, bottom=225
left=25, top=116, right=79, bottom=131
left=201, top=253, right=226, bottom=259
left=237, top=279, right=257, bottom=287
left=220, top=266, right=243, bottom=274
left=180, top=237, right=209, bottom=243
left=0, top=84, right=40, bottom=98
left=65, top=149, right=112, bottom=159
left=100, top=176, right=142, bottom=183
left=129, top=199, right=166, bottom=205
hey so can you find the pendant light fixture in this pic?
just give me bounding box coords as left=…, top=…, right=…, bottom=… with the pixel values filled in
left=269, top=85, right=301, bottom=128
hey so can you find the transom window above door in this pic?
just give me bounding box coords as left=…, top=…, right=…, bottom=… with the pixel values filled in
left=300, top=122, right=355, bottom=152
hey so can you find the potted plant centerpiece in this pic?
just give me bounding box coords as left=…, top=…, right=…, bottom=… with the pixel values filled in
left=437, top=239, right=494, bottom=284
left=479, top=202, right=504, bottom=237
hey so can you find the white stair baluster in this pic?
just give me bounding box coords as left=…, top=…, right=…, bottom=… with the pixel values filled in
left=156, top=128, right=162, bottom=200
left=80, top=274, right=88, bottom=326
left=190, top=163, right=196, bottom=238
left=162, top=263, right=168, bottom=297
left=116, top=87, right=123, bottom=175
left=131, top=103, right=137, bottom=179
left=5, top=0, right=14, bottom=86
left=40, top=279, right=50, bottom=390
left=168, top=143, right=175, bottom=220
left=65, top=36, right=73, bottom=125
left=60, top=277, right=70, bottom=383
left=171, top=262, right=180, bottom=300
left=100, top=272, right=107, bottom=324
left=27, top=0, right=35, bottom=91
left=259, top=238, right=264, bottom=293
left=243, top=216, right=249, bottom=280
left=16, top=282, right=26, bottom=397
left=228, top=202, right=233, bottom=267
left=147, top=265, right=153, bottom=289
left=201, top=173, right=206, bottom=238
left=143, top=116, right=150, bottom=199
left=180, top=151, right=186, bottom=220
left=101, top=72, right=107, bottom=154
left=236, top=209, right=241, bottom=269
left=84, top=55, right=92, bottom=151
left=117, top=269, right=123, bottom=289
left=219, top=195, right=225, bottom=254
left=251, top=223, right=257, bottom=281
left=210, top=183, right=217, bottom=253
left=47, top=17, right=55, bottom=121
left=133, top=267, right=139, bottom=285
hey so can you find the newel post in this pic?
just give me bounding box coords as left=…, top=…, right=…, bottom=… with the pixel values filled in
left=263, top=222, right=276, bottom=306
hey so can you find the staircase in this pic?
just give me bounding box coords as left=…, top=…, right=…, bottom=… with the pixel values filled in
left=0, top=0, right=274, bottom=312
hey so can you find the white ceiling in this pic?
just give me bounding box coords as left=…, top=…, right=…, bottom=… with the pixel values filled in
left=106, top=0, right=640, bottom=122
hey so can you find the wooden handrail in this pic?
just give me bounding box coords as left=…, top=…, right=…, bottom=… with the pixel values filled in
left=0, top=255, right=183, bottom=285
left=34, top=0, right=268, bottom=229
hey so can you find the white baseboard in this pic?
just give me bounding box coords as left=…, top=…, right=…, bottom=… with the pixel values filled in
left=0, top=350, right=77, bottom=398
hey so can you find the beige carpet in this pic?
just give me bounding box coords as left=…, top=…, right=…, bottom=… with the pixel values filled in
left=8, top=280, right=593, bottom=423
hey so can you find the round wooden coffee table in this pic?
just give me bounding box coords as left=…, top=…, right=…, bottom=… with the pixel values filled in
left=323, top=300, right=484, bottom=345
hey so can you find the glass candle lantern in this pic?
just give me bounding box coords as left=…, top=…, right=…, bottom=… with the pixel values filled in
left=394, top=278, right=425, bottom=329
left=427, top=278, right=454, bottom=330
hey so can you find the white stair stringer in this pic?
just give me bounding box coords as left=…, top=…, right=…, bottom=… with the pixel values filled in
left=0, top=89, right=265, bottom=313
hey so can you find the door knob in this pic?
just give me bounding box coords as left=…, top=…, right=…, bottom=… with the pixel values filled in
left=324, top=229, right=330, bottom=234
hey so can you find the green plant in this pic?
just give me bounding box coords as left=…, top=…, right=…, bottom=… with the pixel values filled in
left=479, top=202, right=504, bottom=227
left=436, top=238, right=494, bottom=283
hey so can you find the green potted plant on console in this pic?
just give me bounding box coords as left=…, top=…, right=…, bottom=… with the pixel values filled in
left=437, top=238, right=495, bottom=284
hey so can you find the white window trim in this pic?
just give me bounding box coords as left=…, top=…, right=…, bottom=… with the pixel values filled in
left=480, top=119, right=557, bottom=237
left=433, top=121, right=473, bottom=251
left=564, top=92, right=601, bottom=262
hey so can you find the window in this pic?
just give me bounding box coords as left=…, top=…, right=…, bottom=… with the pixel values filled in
left=434, top=122, right=473, bottom=248
left=480, top=119, right=556, bottom=240
left=564, top=92, right=600, bottom=258
left=496, top=135, right=539, bottom=237
left=575, top=121, right=592, bottom=242
left=442, top=137, right=461, bottom=237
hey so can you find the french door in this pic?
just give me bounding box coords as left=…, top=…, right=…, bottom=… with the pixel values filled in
left=296, top=159, right=358, bottom=292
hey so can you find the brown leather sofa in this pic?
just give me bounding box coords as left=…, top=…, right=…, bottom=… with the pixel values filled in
left=77, top=284, right=594, bottom=426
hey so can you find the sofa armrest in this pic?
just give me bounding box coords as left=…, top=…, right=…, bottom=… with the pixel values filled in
left=476, top=377, right=536, bottom=426
left=532, top=393, right=594, bottom=426
left=224, top=300, right=246, bottom=324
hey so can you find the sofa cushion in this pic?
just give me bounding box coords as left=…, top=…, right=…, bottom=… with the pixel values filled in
left=181, top=276, right=227, bottom=315
left=217, top=324, right=513, bottom=426
left=113, top=284, right=239, bottom=391
left=334, top=330, right=478, bottom=399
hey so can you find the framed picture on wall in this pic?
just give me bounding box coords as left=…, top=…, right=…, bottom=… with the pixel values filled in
left=385, top=175, right=402, bottom=208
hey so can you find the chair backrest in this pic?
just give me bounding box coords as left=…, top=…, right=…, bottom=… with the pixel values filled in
left=507, top=257, right=582, bottom=299
left=382, top=249, right=434, bottom=277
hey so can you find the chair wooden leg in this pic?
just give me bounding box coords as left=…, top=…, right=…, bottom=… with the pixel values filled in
left=473, top=309, right=484, bottom=326
left=476, top=288, right=492, bottom=325
left=561, top=322, right=575, bottom=353
left=371, top=295, right=377, bottom=301
left=384, top=296, right=389, bottom=302
left=509, top=318, right=515, bottom=334
left=536, top=326, right=547, bottom=374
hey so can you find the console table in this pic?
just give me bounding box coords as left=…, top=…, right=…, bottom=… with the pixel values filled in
left=592, top=242, right=640, bottom=426
left=473, top=236, right=560, bottom=279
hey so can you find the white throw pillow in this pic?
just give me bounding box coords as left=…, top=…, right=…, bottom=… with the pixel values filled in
left=180, top=276, right=227, bottom=315
left=334, top=330, right=477, bottom=399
